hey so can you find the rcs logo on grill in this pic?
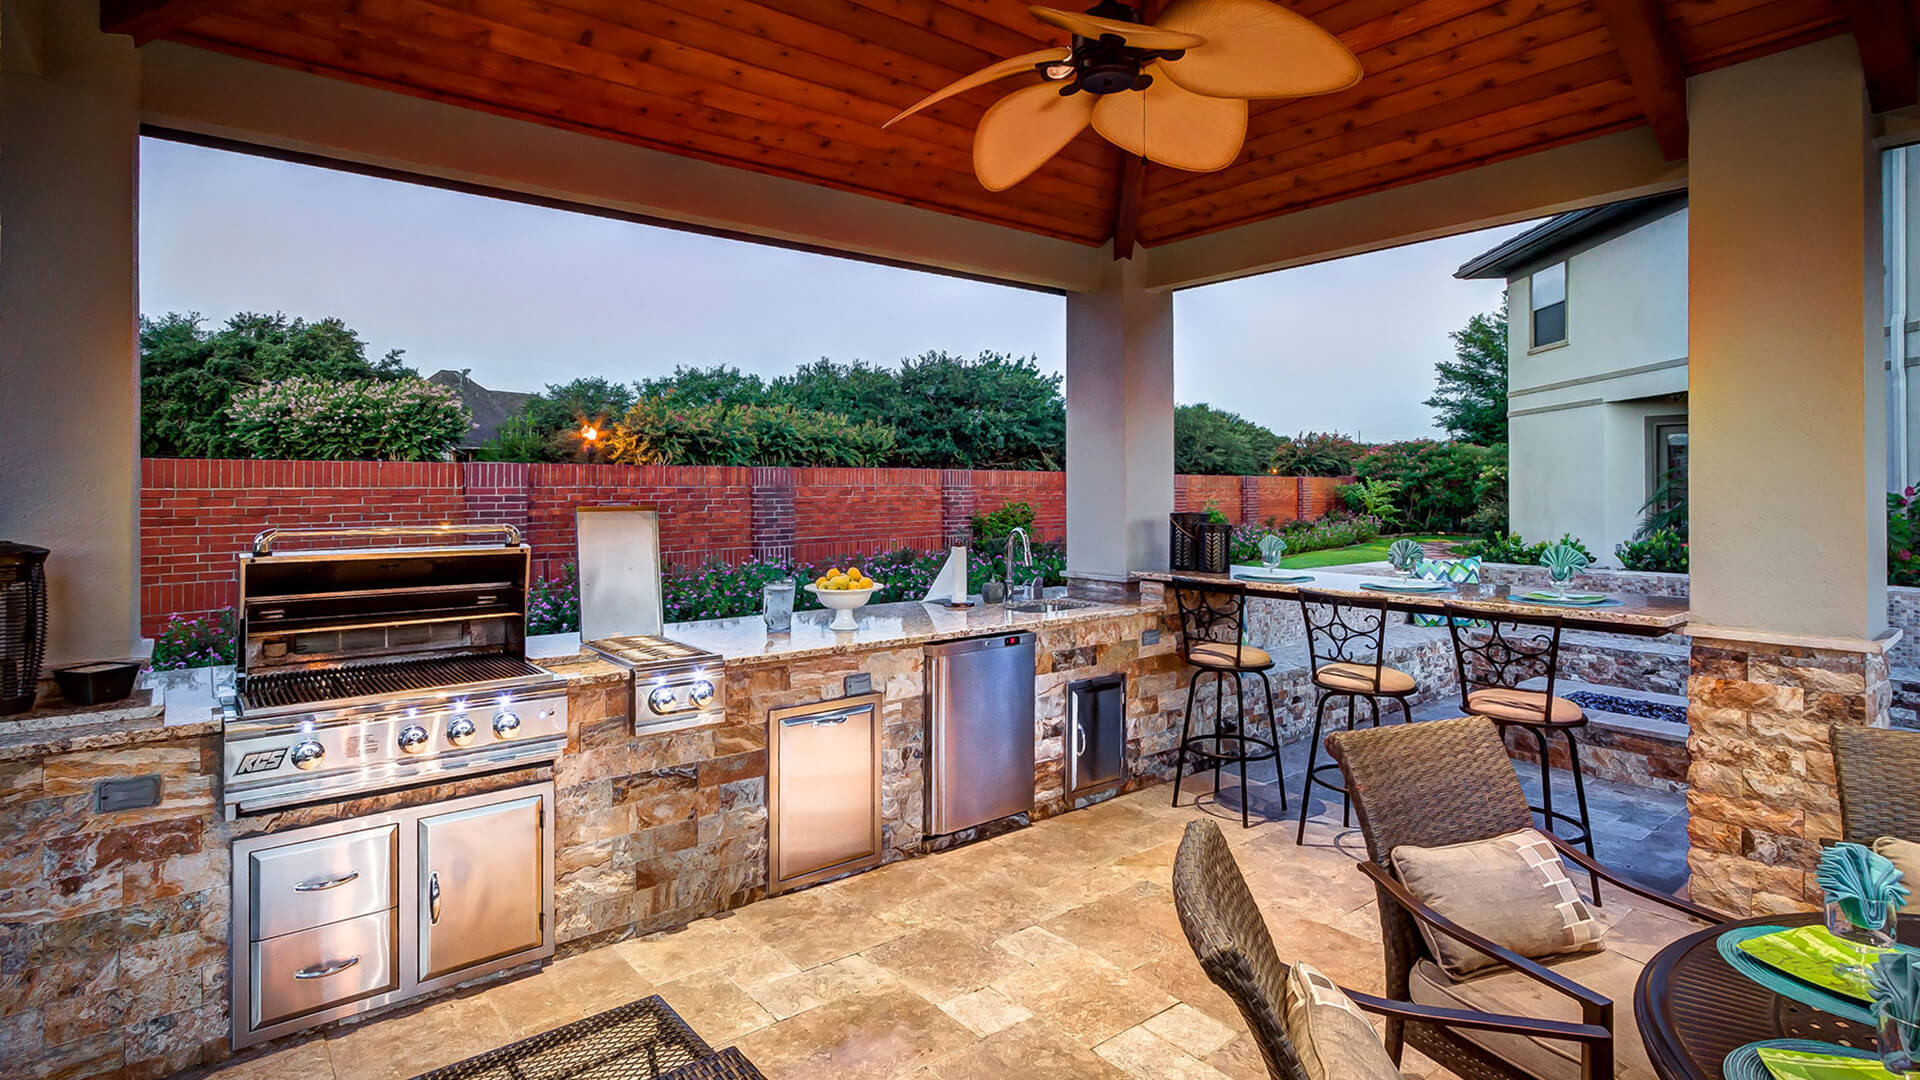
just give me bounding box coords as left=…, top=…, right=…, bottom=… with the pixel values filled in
left=234, top=748, right=287, bottom=775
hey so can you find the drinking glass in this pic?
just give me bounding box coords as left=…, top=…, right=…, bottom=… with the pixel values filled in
left=1882, top=1012, right=1919, bottom=1077
left=1827, top=899, right=1898, bottom=983
left=1259, top=535, right=1286, bottom=571
left=763, top=579, right=796, bottom=632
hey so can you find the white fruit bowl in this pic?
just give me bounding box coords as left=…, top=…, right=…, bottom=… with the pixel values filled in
left=806, top=583, right=882, bottom=631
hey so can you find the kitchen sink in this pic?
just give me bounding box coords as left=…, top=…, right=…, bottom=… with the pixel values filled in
left=1006, top=597, right=1100, bottom=613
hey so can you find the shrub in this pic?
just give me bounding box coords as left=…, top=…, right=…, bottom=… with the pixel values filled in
left=227, top=376, right=470, bottom=461
left=1269, top=432, right=1363, bottom=477
left=1338, top=479, right=1401, bottom=524
left=148, top=611, right=236, bottom=670
left=527, top=563, right=581, bottom=636
left=1615, top=528, right=1688, bottom=573
left=1233, top=514, right=1383, bottom=563
left=1455, top=531, right=1595, bottom=565
left=1892, top=491, right=1920, bottom=587
left=1356, top=440, right=1503, bottom=533
left=970, top=501, right=1037, bottom=545
left=602, top=399, right=896, bottom=467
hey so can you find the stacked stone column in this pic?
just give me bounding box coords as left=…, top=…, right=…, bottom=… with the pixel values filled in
left=1686, top=636, right=1892, bottom=915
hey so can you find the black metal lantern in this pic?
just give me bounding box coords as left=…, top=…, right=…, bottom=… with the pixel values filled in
left=0, top=542, right=50, bottom=715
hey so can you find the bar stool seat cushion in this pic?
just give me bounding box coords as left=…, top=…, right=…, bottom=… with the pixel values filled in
left=1466, top=688, right=1584, bottom=726
left=1189, top=642, right=1274, bottom=670
left=1312, top=662, right=1416, bottom=695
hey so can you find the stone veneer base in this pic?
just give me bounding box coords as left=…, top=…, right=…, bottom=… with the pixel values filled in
left=1686, top=635, right=1892, bottom=915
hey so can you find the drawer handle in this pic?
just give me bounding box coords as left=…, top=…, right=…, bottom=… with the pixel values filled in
left=293, top=956, right=360, bottom=980
left=429, top=871, right=441, bottom=924
left=292, top=871, right=360, bottom=893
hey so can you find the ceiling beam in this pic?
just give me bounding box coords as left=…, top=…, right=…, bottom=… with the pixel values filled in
left=100, top=0, right=230, bottom=46
left=1112, top=156, right=1144, bottom=260
left=1594, top=0, right=1689, bottom=160
left=1844, top=0, right=1919, bottom=113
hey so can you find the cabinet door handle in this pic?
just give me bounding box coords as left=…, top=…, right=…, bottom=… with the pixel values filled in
left=1073, top=719, right=1087, bottom=759
left=294, top=956, right=360, bottom=980
left=429, top=871, right=442, bottom=924
left=293, top=871, right=359, bottom=892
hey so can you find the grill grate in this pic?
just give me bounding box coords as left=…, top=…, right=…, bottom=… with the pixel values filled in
left=588, top=635, right=721, bottom=668
left=241, top=654, right=546, bottom=710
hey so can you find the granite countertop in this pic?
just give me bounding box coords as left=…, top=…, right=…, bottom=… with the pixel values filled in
left=0, top=690, right=221, bottom=763
left=528, top=596, right=1155, bottom=668
left=1133, top=568, right=1689, bottom=636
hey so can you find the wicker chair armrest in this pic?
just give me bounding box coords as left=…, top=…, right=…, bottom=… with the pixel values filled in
left=1540, top=834, right=1731, bottom=924
left=1345, top=987, right=1613, bottom=1044
left=1358, top=861, right=1613, bottom=1017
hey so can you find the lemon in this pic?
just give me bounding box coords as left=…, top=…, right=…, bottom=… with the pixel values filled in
left=814, top=576, right=829, bottom=588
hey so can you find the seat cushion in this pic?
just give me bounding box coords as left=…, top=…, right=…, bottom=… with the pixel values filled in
left=1390, top=828, right=1606, bottom=977
left=1875, top=837, right=1920, bottom=913
left=1189, top=641, right=1273, bottom=669
left=1406, top=901, right=1701, bottom=1080
left=1314, top=662, right=1417, bottom=695
left=1467, top=688, right=1584, bottom=726
left=1284, top=963, right=1406, bottom=1080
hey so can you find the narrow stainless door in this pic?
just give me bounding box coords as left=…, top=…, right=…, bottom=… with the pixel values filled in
left=417, top=792, right=544, bottom=982
left=1068, top=675, right=1127, bottom=798
left=770, top=695, right=881, bottom=892
left=927, top=632, right=1036, bottom=834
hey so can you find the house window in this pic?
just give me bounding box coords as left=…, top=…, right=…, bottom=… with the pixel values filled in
left=1647, top=417, right=1688, bottom=520
left=1530, top=262, right=1567, bottom=349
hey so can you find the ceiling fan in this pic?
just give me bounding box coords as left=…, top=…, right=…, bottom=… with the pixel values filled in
left=883, top=0, right=1362, bottom=191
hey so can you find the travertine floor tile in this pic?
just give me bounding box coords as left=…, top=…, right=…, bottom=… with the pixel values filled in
left=730, top=985, right=974, bottom=1080
left=650, top=968, right=776, bottom=1044
left=990, top=948, right=1178, bottom=1046
left=726, top=887, right=906, bottom=969
left=1094, top=1024, right=1236, bottom=1080
left=480, top=948, right=654, bottom=1038
left=863, top=927, right=1027, bottom=1002
left=1041, top=881, right=1188, bottom=970
left=926, top=1019, right=1130, bottom=1080
left=742, top=954, right=897, bottom=1020
left=1142, top=1002, right=1238, bottom=1058
left=325, top=993, right=515, bottom=1080
left=994, top=925, right=1081, bottom=967
left=937, top=987, right=1032, bottom=1037
left=614, top=913, right=767, bottom=982
left=202, top=1035, right=334, bottom=1080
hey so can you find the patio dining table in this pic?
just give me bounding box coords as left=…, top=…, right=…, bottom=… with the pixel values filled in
left=1132, top=569, right=1690, bottom=637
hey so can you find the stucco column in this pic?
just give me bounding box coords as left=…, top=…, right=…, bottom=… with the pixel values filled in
left=1684, top=38, right=1892, bottom=915
left=1064, top=253, right=1175, bottom=583
left=0, top=1, right=141, bottom=666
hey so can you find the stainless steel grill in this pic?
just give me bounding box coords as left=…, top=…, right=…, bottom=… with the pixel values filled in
left=240, top=654, right=549, bottom=711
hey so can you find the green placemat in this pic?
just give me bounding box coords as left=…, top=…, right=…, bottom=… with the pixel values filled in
left=1737, top=925, right=1892, bottom=1001
left=1717, top=925, right=1919, bottom=1024
left=1724, top=1040, right=1883, bottom=1080
left=1518, top=590, right=1612, bottom=606
left=1360, top=581, right=1452, bottom=594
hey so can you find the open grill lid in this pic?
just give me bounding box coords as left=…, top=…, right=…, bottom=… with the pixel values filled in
left=236, top=525, right=532, bottom=677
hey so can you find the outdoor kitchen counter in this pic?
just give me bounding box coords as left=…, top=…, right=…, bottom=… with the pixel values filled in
left=665, top=597, right=1155, bottom=665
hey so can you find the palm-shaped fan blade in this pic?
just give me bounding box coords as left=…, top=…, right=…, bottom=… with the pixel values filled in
left=974, top=82, right=1097, bottom=190
left=1029, top=5, right=1206, bottom=50
left=1091, top=63, right=1246, bottom=172
left=884, top=47, right=1073, bottom=129
left=1154, top=0, right=1360, bottom=99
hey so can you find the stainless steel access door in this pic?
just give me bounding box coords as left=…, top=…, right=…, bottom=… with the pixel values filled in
left=926, top=632, right=1036, bottom=835
left=769, top=694, right=882, bottom=893
left=417, top=792, right=546, bottom=983
left=1067, top=674, right=1127, bottom=800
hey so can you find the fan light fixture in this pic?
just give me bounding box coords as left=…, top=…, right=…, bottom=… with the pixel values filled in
left=883, top=0, right=1361, bottom=191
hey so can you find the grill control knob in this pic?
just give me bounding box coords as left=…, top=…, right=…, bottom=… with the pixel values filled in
left=446, top=714, right=477, bottom=747
left=290, top=740, right=325, bottom=771
left=648, top=686, right=678, bottom=714
left=493, top=711, right=522, bottom=739
left=688, top=680, right=715, bottom=707
left=397, top=724, right=430, bottom=755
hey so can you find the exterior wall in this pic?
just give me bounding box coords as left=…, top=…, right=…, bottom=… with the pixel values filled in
left=137, top=461, right=1342, bottom=633
left=1504, top=205, right=1689, bottom=564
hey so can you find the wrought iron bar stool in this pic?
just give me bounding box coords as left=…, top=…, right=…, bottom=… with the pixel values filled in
left=1169, top=583, right=1284, bottom=828
left=1443, top=603, right=1600, bottom=899
left=1294, top=589, right=1421, bottom=844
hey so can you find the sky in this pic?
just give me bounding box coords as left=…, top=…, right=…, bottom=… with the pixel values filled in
left=138, top=137, right=1527, bottom=442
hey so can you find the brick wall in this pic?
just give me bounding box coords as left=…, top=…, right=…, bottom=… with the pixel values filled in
left=138, top=460, right=1345, bottom=633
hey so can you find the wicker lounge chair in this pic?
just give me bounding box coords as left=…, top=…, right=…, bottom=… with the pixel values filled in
left=1831, top=724, right=1920, bottom=845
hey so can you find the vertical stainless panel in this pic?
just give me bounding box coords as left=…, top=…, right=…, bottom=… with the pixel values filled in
left=926, top=632, right=1036, bottom=835
left=1067, top=675, right=1127, bottom=798
left=769, top=695, right=882, bottom=893
left=417, top=792, right=545, bottom=982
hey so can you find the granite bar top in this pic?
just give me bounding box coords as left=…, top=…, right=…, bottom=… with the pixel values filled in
left=528, top=597, right=1156, bottom=669
left=0, top=692, right=221, bottom=763
left=1133, top=568, right=1690, bottom=637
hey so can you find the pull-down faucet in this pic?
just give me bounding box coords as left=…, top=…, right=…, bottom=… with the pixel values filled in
left=1004, top=527, right=1038, bottom=602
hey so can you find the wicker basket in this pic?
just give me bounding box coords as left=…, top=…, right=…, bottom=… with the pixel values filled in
left=0, top=542, right=49, bottom=716
left=1170, top=515, right=1231, bottom=574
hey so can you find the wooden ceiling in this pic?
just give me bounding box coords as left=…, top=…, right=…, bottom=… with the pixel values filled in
left=106, top=0, right=1909, bottom=250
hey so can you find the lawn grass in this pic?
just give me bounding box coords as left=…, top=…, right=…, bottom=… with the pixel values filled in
left=1241, top=535, right=1468, bottom=570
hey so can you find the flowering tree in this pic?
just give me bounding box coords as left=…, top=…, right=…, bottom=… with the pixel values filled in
left=226, top=376, right=470, bottom=461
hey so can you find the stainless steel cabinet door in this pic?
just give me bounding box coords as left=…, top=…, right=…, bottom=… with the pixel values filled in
left=927, top=634, right=1036, bottom=834
left=1068, top=676, right=1126, bottom=798
left=771, top=696, right=881, bottom=892
left=417, top=792, right=544, bottom=982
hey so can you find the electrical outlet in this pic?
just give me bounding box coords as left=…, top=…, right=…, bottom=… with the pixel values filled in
left=95, top=776, right=162, bottom=813
left=844, top=673, right=873, bottom=696
left=1142, top=629, right=1161, bottom=646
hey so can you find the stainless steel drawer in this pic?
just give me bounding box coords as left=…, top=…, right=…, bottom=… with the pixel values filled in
left=248, top=823, right=397, bottom=940
left=251, top=908, right=398, bottom=1030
